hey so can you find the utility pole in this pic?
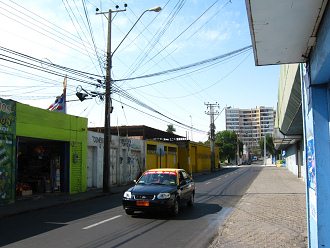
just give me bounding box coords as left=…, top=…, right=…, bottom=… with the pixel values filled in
left=263, top=134, right=267, bottom=166
left=236, top=133, right=240, bottom=165
left=96, top=5, right=161, bottom=193
left=189, top=115, right=193, bottom=141
left=205, top=102, right=219, bottom=172
left=97, top=6, right=127, bottom=193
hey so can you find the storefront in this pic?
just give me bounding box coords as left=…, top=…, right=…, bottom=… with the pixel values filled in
left=0, top=98, right=87, bottom=205
left=16, top=137, right=69, bottom=196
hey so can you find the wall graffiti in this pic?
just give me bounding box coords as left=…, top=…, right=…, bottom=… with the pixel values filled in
left=0, top=140, right=11, bottom=200
left=0, top=98, right=16, bottom=204
left=118, top=138, right=142, bottom=183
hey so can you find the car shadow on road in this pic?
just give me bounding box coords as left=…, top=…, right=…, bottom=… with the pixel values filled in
left=129, top=202, right=222, bottom=220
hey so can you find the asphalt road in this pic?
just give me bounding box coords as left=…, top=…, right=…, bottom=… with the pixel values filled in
left=0, top=165, right=263, bottom=248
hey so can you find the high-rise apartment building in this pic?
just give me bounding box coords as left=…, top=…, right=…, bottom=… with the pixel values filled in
left=225, top=106, right=275, bottom=150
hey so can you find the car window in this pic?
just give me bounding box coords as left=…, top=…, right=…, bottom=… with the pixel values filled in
left=138, top=171, right=177, bottom=185
left=179, top=172, right=184, bottom=182
left=183, top=171, right=191, bottom=180
left=160, top=174, right=177, bottom=185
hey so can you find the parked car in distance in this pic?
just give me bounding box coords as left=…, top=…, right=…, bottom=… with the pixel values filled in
left=242, top=159, right=251, bottom=165
left=252, top=156, right=258, bottom=161
left=122, top=168, right=195, bottom=216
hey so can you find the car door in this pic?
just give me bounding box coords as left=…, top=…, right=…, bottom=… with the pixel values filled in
left=178, top=170, right=192, bottom=201
left=182, top=170, right=194, bottom=198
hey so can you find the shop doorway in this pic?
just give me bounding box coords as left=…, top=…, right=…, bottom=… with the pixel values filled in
left=16, top=137, right=69, bottom=197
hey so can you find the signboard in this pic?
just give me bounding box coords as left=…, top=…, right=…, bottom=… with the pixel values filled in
left=156, top=144, right=165, bottom=156
left=302, top=66, right=318, bottom=246
left=0, top=98, right=16, bottom=204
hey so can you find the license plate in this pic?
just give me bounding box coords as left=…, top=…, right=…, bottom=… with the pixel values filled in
left=136, top=200, right=149, bottom=207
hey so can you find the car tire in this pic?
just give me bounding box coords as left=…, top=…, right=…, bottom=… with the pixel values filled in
left=171, top=198, right=179, bottom=216
left=187, top=193, right=194, bottom=207
left=125, top=209, right=134, bottom=215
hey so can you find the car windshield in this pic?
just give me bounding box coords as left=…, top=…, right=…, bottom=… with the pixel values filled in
left=137, top=172, right=177, bottom=186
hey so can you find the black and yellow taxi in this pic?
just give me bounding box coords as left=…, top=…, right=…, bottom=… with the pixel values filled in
left=122, top=168, right=195, bottom=216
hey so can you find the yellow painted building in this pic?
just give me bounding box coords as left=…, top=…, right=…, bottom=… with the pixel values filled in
left=178, top=141, right=220, bottom=174
left=145, top=140, right=178, bottom=170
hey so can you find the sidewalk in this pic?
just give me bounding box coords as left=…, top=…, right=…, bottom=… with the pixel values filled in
left=209, top=166, right=307, bottom=248
left=0, top=185, right=130, bottom=219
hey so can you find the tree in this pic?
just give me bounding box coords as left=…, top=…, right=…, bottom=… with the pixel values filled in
left=166, top=124, right=176, bottom=133
left=215, top=130, right=238, bottom=162
left=259, top=134, right=275, bottom=156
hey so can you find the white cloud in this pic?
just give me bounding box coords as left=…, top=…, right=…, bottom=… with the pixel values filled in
left=201, top=30, right=224, bottom=41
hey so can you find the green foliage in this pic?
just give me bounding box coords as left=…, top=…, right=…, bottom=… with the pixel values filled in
left=166, top=124, right=176, bottom=133
left=215, top=130, right=238, bottom=161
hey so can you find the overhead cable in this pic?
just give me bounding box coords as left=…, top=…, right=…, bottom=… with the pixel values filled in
left=113, top=45, right=252, bottom=82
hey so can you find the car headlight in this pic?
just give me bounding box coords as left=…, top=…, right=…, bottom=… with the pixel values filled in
left=157, top=192, right=171, bottom=199
left=123, top=191, right=132, bottom=199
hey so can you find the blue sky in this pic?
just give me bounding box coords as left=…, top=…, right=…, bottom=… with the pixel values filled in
left=0, top=0, right=279, bottom=142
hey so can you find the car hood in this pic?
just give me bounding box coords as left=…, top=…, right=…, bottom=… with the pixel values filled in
left=129, top=184, right=176, bottom=195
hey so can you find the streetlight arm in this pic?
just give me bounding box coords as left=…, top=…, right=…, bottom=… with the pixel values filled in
left=112, top=7, right=161, bottom=57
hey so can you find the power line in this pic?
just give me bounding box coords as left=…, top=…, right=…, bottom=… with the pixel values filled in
left=112, top=97, right=207, bottom=134
left=122, top=0, right=186, bottom=78
left=61, top=0, right=104, bottom=75
left=113, top=45, right=252, bottom=82
left=130, top=0, right=223, bottom=75
left=0, top=46, right=103, bottom=88
left=81, top=0, right=105, bottom=74
left=186, top=0, right=231, bottom=40
left=0, top=2, right=95, bottom=58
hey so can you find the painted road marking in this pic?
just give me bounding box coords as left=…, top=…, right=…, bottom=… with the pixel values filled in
left=216, top=178, right=222, bottom=181
left=82, top=215, right=122, bottom=230
left=206, top=182, right=212, bottom=185
left=44, top=222, right=67, bottom=225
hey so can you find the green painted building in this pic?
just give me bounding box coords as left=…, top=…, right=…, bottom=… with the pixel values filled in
left=0, top=98, right=87, bottom=205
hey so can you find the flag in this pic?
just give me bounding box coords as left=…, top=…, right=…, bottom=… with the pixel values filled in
left=47, top=76, right=67, bottom=113
left=47, top=94, right=65, bottom=112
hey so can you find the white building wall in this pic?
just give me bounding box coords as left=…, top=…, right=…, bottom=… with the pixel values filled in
left=87, top=131, right=145, bottom=188
left=283, top=143, right=306, bottom=182
left=117, top=137, right=145, bottom=185
left=285, top=145, right=299, bottom=176
left=88, top=131, right=104, bottom=188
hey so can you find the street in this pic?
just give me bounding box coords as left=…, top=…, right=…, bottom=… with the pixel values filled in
left=0, top=166, right=262, bottom=248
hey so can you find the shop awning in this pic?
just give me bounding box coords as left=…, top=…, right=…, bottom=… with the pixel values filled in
left=273, top=128, right=302, bottom=150
left=276, top=65, right=303, bottom=136
left=245, top=0, right=328, bottom=65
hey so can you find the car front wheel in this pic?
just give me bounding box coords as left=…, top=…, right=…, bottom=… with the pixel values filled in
left=125, top=209, right=134, bottom=215
left=170, top=199, right=179, bottom=216
left=187, top=193, right=194, bottom=207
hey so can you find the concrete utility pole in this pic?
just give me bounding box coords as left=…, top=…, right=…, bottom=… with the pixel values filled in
left=236, top=133, right=240, bottom=165
left=205, top=102, right=219, bottom=172
left=97, top=6, right=127, bottom=193
left=96, top=5, right=161, bottom=193
left=189, top=115, right=193, bottom=141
